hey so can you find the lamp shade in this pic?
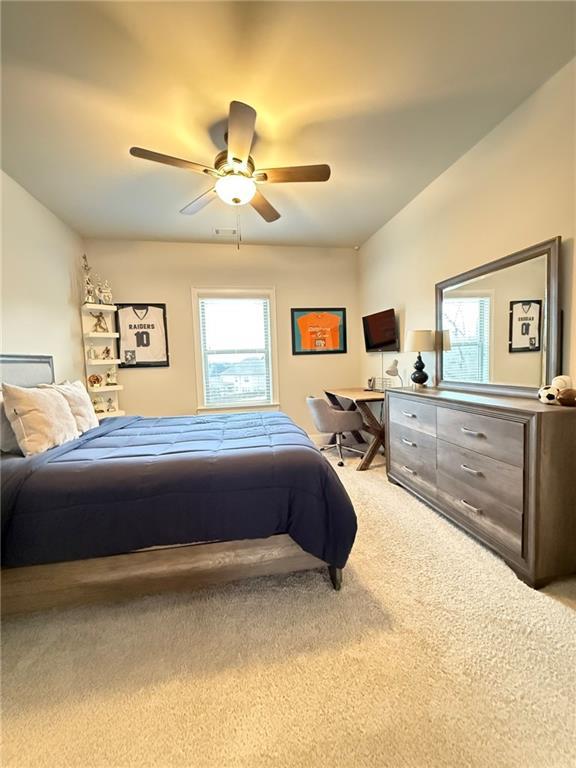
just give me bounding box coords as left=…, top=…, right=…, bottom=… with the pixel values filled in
left=405, top=330, right=434, bottom=353
left=385, top=358, right=399, bottom=377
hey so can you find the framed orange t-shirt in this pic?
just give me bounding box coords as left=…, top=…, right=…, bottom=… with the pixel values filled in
left=291, top=309, right=347, bottom=354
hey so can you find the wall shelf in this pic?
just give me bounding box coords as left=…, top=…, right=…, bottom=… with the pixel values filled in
left=84, top=332, right=120, bottom=339
left=86, top=359, right=121, bottom=366
left=82, top=303, right=117, bottom=312
left=88, top=384, right=124, bottom=393
left=96, top=410, right=126, bottom=420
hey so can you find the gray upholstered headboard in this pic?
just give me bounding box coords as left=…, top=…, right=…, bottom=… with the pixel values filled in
left=0, top=355, right=55, bottom=387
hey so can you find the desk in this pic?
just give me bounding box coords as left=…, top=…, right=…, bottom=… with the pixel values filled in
left=324, top=388, right=386, bottom=471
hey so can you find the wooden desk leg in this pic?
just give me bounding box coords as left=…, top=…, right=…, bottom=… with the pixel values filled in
left=356, top=401, right=385, bottom=471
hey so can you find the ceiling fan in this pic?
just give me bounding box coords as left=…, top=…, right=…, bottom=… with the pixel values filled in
left=129, top=101, right=331, bottom=223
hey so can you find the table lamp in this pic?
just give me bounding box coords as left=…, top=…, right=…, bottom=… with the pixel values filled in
left=405, top=330, right=434, bottom=386
left=385, top=358, right=404, bottom=387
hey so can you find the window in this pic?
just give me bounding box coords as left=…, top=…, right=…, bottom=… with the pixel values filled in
left=443, top=296, right=491, bottom=383
left=193, top=289, right=277, bottom=409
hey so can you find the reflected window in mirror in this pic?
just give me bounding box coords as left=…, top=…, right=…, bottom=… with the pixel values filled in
left=443, top=296, right=490, bottom=383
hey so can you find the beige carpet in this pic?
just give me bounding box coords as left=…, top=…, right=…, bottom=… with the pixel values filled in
left=2, top=454, right=575, bottom=768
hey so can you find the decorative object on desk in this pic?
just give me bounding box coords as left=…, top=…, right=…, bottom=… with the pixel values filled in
left=385, top=359, right=404, bottom=387
left=291, top=308, right=347, bottom=355
left=537, top=385, right=560, bottom=405
left=81, top=255, right=97, bottom=305
left=117, top=303, right=169, bottom=368
left=101, top=346, right=112, bottom=360
left=509, top=299, right=542, bottom=353
left=557, top=388, right=576, bottom=407
left=90, top=312, right=109, bottom=334
left=105, top=368, right=118, bottom=386
left=92, top=396, right=105, bottom=413
left=88, top=373, right=102, bottom=388
left=405, top=330, right=434, bottom=387
left=367, top=377, right=375, bottom=390
left=87, top=343, right=98, bottom=361
left=551, top=375, right=572, bottom=391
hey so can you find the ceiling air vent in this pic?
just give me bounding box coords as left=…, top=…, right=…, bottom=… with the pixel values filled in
left=212, top=227, right=238, bottom=238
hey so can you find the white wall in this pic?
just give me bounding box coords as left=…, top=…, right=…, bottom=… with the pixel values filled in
left=1, top=171, right=85, bottom=382
left=86, top=241, right=360, bottom=432
left=359, top=59, right=576, bottom=387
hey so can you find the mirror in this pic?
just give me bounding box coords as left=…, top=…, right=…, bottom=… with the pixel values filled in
left=436, top=238, right=561, bottom=397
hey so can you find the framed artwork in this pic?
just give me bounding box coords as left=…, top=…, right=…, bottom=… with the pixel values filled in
left=508, top=299, right=542, bottom=353
left=291, top=308, right=347, bottom=355
left=117, top=303, right=170, bottom=367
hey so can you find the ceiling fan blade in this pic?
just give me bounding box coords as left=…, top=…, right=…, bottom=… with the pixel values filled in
left=250, top=189, right=281, bottom=222
left=254, top=164, right=331, bottom=183
left=227, top=101, right=256, bottom=168
left=179, top=188, right=217, bottom=215
left=130, top=147, right=216, bottom=176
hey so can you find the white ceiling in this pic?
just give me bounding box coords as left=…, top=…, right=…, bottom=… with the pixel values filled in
left=2, top=2, right=574, bottom=247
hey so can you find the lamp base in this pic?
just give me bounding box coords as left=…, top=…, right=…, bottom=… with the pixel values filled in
left=410, top=353, right=429, bottom=386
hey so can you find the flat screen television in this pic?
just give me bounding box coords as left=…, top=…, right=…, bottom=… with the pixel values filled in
left=362, top=308, right=399, bottom=352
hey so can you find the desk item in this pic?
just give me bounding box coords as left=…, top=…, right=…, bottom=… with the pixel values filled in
left=324, top=388, right=386, bottom=471
left=405, top=330, right=434, bottom=386
left=386, top=388, right=576, bottom=587
left=385, top=359, right=404, bottom=387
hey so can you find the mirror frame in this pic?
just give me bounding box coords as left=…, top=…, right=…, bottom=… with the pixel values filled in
left=435, top=237, right=561, bottom=398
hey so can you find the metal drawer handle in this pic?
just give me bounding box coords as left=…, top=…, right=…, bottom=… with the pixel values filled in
left=402, top=438, right=417, bottom=447
left=401, top=465, right=417, bottom=476
left=460, top=499, right=483, bottom=515
left=402, top=411, right=416, bottom=418
left=460, top=463, right=483, bottom=477
left=461, top=427, right=485, bottom=438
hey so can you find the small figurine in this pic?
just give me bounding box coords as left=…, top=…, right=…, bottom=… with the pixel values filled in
left=101, top=346, right=112, bottom=360
left=82, top=255, right=97, bottom=304
left=105, top=368, right=117, bottom=386
left=88, top=374, right=102, bottom=388
left=87, top=343, right=98, bottom=361
left=90, top=312, right=109, bottom=333
left=106, top=398, right=116, bottom=412
left=100, top=280, right=113, bottom=305
left=92, top=397, right=105, bottom=414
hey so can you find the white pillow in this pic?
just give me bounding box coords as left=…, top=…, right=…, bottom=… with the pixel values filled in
left=42, top=380, right=99, bottom=434
left=2, top=383, right=80, bottom=456
left=0, top=389, right=22, bottom=454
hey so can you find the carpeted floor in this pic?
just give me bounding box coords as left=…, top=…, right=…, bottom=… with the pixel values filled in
left=2, top=454, right=575, bottom=768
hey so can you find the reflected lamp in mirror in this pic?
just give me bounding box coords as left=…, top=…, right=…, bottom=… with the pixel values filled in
left=405, top=330, right=434, bottom=386
left=385, top=358, right=404, bottom=387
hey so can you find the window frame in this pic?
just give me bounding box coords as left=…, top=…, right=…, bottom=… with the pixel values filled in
left=191, top=287, right=280, bottom=412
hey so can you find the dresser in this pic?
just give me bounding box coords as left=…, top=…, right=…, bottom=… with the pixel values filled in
left=385, top=388, right=576, bottom=587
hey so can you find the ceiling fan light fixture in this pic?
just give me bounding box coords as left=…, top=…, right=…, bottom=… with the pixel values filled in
left=215, top=174, right=256, bottom=206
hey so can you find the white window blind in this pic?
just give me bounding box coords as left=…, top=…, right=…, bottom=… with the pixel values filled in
left=443, top=296, right=491, bottom=383
left=198, top=296, right=274, bottom=407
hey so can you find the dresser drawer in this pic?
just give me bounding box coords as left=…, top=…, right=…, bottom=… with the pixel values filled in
left=437, top=407, right=524, bottom=467
left=437, top=440, right=523, bottom=514
left=389, top=422, right=436, bottom=470
left=389, top=396, right=437, bottom=436
left=390, top=460, right=437, bottom=500
left=436, top=483, right=523, bottom=557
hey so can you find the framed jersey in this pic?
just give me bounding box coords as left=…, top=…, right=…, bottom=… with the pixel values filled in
left=508, top=299, right=542, bottom=353
left=291, top=308, right=347, bottom=355
left=117, top=303, right=169, bottom=367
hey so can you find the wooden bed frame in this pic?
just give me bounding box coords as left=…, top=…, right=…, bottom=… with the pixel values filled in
left=0, top=354, right=342, bottom=617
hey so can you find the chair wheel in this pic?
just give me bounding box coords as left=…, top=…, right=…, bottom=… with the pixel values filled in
left=338, top=461, right=344, bottom=467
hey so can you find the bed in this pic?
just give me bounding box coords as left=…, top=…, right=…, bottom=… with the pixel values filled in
left=1, top=355, right=357, bottom=615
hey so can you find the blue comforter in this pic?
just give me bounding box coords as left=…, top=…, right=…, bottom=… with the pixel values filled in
left=1, top=412, right=357, bottom=569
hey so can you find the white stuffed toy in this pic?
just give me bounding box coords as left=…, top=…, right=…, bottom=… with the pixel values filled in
left=551, top=375, right=572, bottom=391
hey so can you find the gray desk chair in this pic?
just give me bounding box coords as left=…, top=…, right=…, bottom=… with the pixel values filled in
left=307, top=396, right=365, bottom=466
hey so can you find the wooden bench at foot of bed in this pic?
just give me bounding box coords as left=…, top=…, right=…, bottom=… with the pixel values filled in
left=1, top=535, right=343, bottom=616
